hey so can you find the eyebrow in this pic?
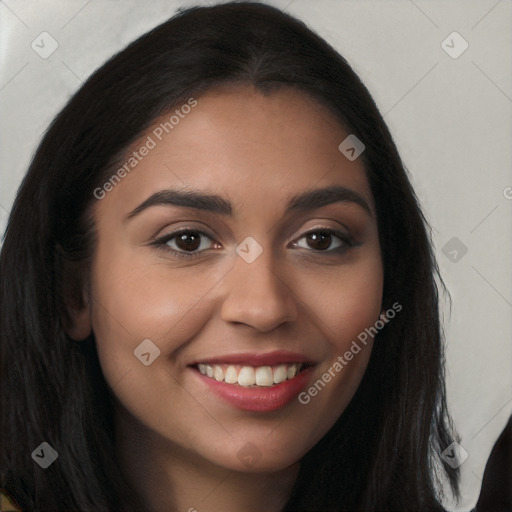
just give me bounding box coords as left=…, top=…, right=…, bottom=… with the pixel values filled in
left=126, top=184, right=372, bottom=220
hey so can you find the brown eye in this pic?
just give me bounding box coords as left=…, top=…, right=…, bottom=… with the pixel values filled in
left=175, top=232, right=202, bottom=252
left=153, top=229, right=216, bottom=258
left=293, top=229, right=351, bottom=253
left=305, top=231, right=333, bottom=251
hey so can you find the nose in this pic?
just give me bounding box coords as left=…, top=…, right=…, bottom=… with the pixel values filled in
left=219, top=248, right=298, bottom=333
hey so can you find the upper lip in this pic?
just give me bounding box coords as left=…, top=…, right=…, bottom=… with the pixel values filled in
left=189, top=350, right=316, bottom=367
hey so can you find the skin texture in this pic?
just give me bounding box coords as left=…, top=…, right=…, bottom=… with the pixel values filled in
left=69, top=84, right=384, bottom=512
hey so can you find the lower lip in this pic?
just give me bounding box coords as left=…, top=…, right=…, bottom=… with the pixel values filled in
left=194, top=367, right=314, bottom=412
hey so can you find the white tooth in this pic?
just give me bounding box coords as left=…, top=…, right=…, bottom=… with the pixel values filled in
left=198, top=364, right=207, bottom=375
left=213, top=365, right=224, bottom=382
left=206, top=365, right=214, bottom=378
left=224, top=365, right=238, bottom=384
left=238, top=366, right=255, bottom=387
left=287, top=364, right=298, bottom=379
left=273, top=365, right=287, bottom=384
left=255, top=366, right=273, bottom=386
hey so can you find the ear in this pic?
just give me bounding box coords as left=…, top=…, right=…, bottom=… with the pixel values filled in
left=63, top=272, right=92, bottom=341
left=66, top=304, right=92, bottom=341
left=56, top=243, right=93, bottom=341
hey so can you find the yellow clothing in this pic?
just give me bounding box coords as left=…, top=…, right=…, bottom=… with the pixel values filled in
left=0, top=489, right=21, bottom=511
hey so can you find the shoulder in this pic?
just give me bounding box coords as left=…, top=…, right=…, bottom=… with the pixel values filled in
left=0, top=488, right=22, bottom=511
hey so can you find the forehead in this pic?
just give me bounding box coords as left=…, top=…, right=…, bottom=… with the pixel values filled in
left=95, top=84, right=374, bottom=220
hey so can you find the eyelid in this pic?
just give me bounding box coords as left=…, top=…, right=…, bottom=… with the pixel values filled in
left=153, top=226, right=215, bottom=242
left=297, top=225, right=351, bottom=239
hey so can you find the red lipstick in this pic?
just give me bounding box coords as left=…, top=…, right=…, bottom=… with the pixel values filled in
left=195, top=367, right=313, bottom=412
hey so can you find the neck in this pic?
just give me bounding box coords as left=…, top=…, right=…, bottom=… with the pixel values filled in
left=115, top=407, right=300, bottom=512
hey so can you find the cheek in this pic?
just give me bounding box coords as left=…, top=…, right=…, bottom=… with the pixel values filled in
left=88, top=245, right=225, bottom=376
left=290, top=252, right=383, bottom=422
left=87, top=247, right=231, bottom=438
left=295, top=252, right=383, bottom=353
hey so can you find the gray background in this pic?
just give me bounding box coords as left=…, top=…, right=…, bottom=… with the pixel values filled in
left=0, top=1, right=511, bottom=510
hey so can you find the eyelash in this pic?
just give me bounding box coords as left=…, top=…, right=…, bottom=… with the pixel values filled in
left=152, top=227, right=355, bottom=260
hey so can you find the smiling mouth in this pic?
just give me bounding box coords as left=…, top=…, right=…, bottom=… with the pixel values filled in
left=194, top=362, right=312, bottom=387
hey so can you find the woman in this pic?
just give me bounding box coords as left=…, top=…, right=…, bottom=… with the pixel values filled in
left=0, top=2, right=460, bottom=510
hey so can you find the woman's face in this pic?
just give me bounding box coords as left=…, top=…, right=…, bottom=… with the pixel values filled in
left=83, top=84, right=383, bottom=472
